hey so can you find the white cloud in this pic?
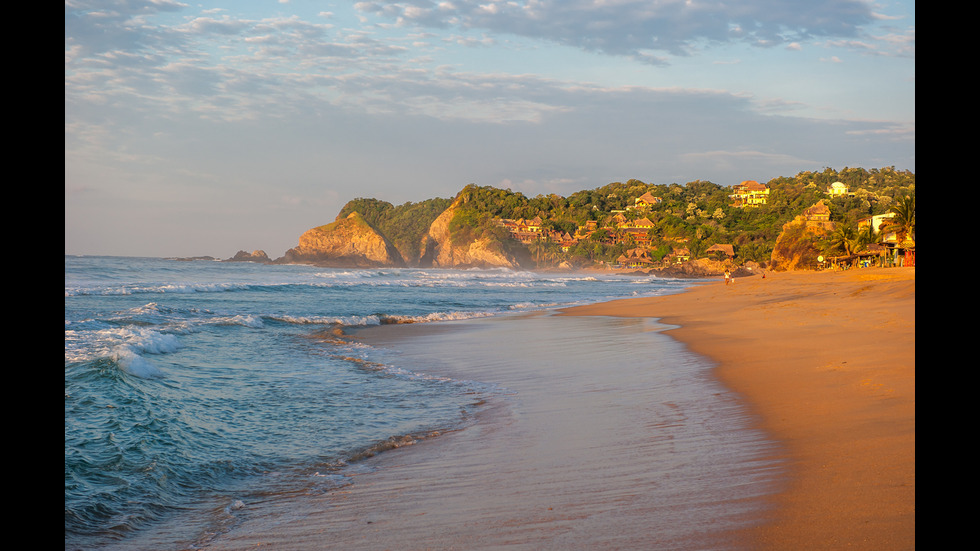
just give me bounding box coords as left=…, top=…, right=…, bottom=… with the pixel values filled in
left=65, top=0, right=914, bottom=257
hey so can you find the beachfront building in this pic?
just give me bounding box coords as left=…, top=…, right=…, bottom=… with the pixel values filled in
left=667, top=247, right=691, bottom=264
left=730, top=180, right=770, bottom=207
left=858, top=213, right=898, bottom=243
left=617, top=248, right=654, bottom=269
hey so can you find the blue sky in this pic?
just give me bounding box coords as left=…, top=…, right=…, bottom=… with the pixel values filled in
left=65, top=0, right=914, bottom=258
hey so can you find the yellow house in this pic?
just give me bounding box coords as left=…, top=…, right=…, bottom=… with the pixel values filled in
left=827, top=181, right=850, bottom=197
left=730, top=180, right=770, bottom=207
left=633, top=192, right=662, bottom=209
left=629, top=217, right=653, bottom=229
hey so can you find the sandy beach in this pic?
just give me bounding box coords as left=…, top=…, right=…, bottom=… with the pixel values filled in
left=200, top=267, right=914, bottom=551
left=563, top=267, right=916, bottom=549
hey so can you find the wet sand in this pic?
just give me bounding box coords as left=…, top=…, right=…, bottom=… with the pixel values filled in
left=202, top=312, right=781, bottom=550
left=201, top=267, right=914, bottom=551
left=563, top=267, right=916, bottom=549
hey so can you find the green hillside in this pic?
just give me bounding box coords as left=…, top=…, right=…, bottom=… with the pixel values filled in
left=338, top=166, right=914, bottom=269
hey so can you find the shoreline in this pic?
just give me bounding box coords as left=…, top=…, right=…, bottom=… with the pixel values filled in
left=202, top=306, right=781, bottom=550
left=199, top=267, right=913, bottom=550
left=560, top=267, right=915, bottom=549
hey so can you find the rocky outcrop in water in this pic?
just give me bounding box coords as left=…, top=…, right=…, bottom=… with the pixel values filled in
left=225, top=250, right=271, bottom=263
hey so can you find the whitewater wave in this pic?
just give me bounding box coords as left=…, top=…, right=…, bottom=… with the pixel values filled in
left=65, top=326, right=181, bottom=378
left=65, top=282, right=253, bottom=297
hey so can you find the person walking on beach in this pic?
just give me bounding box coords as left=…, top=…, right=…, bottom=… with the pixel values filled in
left=724, top=269, right=731, bottom=285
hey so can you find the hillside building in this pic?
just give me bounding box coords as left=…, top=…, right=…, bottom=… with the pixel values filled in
left=730, top=180, right=770, bottom=207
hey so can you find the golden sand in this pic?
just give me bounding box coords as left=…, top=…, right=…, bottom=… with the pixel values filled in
left=561, top=267, right=915, bottom=549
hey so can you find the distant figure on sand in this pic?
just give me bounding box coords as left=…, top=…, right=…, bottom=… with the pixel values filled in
left=724, top=270, right=731, bottom=285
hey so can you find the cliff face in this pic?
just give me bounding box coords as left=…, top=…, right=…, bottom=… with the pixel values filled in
left=280, top=212, right=405, bottom=267
left=279, top=190, right=525, bottom=269
left=418, top=197, right=522, bottom=269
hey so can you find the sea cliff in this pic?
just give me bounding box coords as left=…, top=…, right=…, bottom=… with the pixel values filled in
left=279, top=212, right=405, bottom=268
left=278, top=191, right=525, bottom=269
left=418, top=195, right=523, bottom=269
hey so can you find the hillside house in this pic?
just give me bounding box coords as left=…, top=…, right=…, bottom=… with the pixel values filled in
left=827, top=181, right=852, bottom=197
left=616, top=217, right=655, bottom=246
left=558, top=232, right=578, bottom=252
left=525, top=216, right=543, bottom=233
left=630, top=217, right=655, bottom=229
left=802, top=200, right=835, bottom=232
left=499, top=217, right=545, bottom=244
left=575, top=220, right=598, bottom=239
left=730, top=180, right=770, bottom=207
left=631, top=192, right=662, bottom=210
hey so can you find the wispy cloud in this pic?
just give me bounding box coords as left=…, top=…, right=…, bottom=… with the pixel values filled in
left=353, top=0, right=879, bottom=57
left=65, top=1, right=914, bottom=257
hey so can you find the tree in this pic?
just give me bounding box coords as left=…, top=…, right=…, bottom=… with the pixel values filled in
left=858, top=221, right=879, bottom=246
left=829, top=224, right=860, bottom=256
left=887, top=195, right=915, bottom=242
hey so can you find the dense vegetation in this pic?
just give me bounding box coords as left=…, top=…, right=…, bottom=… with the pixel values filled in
left=338, top=197, right=452, bottom=263
left=339, top=166, right=914, bottom=267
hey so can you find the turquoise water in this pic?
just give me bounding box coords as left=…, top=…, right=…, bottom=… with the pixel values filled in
left=65, top=256, right=691, bottom=549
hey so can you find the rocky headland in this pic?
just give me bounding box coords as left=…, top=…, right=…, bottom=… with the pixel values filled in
left=278, top=212, right=406, bottom=268
left=234, top=191, right=528, bottom=270
left=417, top=195, right=525, bottom=269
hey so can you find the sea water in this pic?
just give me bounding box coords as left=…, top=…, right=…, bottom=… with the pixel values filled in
left=65, top=255, right=695, bottom=549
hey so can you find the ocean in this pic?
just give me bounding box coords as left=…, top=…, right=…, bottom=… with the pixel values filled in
left=65, top=255, right=777, bottom=550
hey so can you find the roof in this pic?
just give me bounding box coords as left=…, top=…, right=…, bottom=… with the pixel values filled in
left=736, top=180, right=767, bottom=191
left=705, top=244, right=735, bottom=256
left=803, top=201, right=830, bottom=216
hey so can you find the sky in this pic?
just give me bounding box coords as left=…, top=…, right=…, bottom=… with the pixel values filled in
left=65, top=0, right=915, bottom=258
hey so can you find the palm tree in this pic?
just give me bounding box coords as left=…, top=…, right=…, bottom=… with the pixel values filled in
left=888, top=195, right=915, bottom=243
left=858, top=221, right=879, bottom=247
left=830, top=224, right=860, bottom=256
